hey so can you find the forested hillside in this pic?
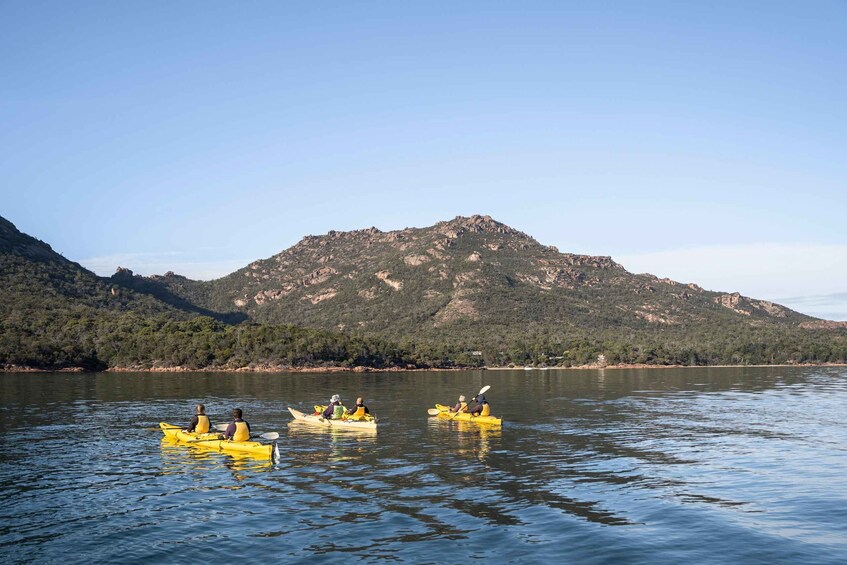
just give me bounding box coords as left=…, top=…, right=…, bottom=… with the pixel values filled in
left=2, top=215, right=846, bottom=370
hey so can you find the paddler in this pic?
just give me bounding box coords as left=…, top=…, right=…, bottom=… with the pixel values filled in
left=321, top=395, right=345, bottom=420
left=469, top=394, right=491, bottom=417
left=220, top=408, right=251, bottom=441
left=345, top=397, right=370, bottom=419
left=449, top=395, right=468, bottom=413
left=186, top=403, right=211, bottom=433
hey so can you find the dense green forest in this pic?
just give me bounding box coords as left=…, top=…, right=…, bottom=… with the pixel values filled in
left=3, top=308, right=846, bottom=371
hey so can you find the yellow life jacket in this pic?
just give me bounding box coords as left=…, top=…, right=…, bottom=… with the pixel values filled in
left=352, top=405, right=366, bottom=417
left=460, top=402, right=468, bottom=412
left=195, top=415, right=210, bottom=434
left=481, top=403, right=491, bottom=417
left=232, top=421, right=250, bottom=442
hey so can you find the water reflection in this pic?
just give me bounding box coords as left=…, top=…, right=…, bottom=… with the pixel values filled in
left=285, top=420, right=377, bottom=465
left=159, top=438, right=274, bottom=479
left=2, top=367, right=847, bottom=562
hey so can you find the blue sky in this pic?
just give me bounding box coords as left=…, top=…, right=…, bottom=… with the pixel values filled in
left=2, top=1, right=845, bottom=319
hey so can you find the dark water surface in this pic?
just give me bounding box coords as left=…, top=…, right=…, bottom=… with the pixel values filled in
left=2, top=367, right=846, bottom=563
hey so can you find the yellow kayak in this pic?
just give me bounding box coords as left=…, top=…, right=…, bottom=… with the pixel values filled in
left=159, top=422, right=279, bottom=460
left=288, top=407, right=378, bottom=431
left=432, top=404, right=503, bottom=426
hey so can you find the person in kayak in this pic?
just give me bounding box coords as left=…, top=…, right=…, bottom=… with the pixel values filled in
left=345, top=397, right=370, bottom=418
left=322, top=395, right=345, bottom=420
left=186, top=404, right=211, bottom=433
left=220, top=408, right=251, bottom=441
left=469, top=394, right=491, bottom=417
left=449, top=395, right=468, bottom=413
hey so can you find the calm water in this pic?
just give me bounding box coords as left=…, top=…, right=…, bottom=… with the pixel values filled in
left=1, top=367, right=846, bottom=563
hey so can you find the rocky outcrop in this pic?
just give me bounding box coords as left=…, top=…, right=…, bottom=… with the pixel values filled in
left=713, top=293, right=789, bottom=319
left=304, top=289, right=337, bottom=304
left=799, top=320, right=847, bottom=329
left=375, top=270, right=403, bottom=291
left=301, top=267, right=337, bottom=286
left=433, top=291, right=480, bottom=326
left=749, top=299, right=788, bottom=318
left=404, top=254, right=431, bottom=266
left=715, top=293, right=751, bottom=316
left=635, top=309, right=678, bottom=325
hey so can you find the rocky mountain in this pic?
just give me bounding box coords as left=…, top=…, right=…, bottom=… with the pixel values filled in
left=3, top=214, right=845, bottom=370
left=136, top=215, right=817, bottom=346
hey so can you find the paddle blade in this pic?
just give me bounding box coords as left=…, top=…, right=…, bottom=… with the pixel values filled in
left=214, top=423, right=229, bottom=432
left=427, top=408, right=441, bottom=416
left=258, top=432, right=280, bottom=440
left=478, top=385, right=491, bottom=396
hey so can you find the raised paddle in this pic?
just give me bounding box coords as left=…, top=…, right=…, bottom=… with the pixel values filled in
left=450, top=385, right=491, bottom=419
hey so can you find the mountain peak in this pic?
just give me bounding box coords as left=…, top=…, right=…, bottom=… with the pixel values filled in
left=437, top=214, right=527, bottom=238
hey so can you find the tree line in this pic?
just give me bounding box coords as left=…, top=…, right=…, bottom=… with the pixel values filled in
left=2, top=309, right=845, bottom=371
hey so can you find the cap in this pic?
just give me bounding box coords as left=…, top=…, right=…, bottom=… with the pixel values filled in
left=330, top=394, right=340, bottom=403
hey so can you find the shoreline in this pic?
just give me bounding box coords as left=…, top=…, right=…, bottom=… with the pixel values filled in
left=3, top=362, right=846, bottom=374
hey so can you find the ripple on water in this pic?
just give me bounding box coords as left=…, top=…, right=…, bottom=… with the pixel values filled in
left=2, top=368, right=847, bottom=562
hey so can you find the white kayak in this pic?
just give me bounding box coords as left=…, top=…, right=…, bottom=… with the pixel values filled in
left=288, top=407, right=378, bottom=431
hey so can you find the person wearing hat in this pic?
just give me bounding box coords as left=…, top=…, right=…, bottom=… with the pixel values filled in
left=450, top=395, right=469, bottom=413
left=469, top=394, right=491, bottom=417
left=321, top=394, right=344, bottom=419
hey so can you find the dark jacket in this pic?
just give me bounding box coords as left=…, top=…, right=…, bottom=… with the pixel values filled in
left=322, top=401, right=342, bottom=419
left=470, top=395, right=488, bottom=415
left=186, top=415, right=209, bottom=433
left=223, top=418, right=250, bottom=440
left=346, top=403, right=369, bottom=415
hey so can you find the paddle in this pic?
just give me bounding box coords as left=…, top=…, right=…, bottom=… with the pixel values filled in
left=427, top=408, right=441, bottom=416
left=187, top=431, right=279, bottom=443
left=449, top=385, right=490, bottom=419
left=210, top=423, right=280, bottom=441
